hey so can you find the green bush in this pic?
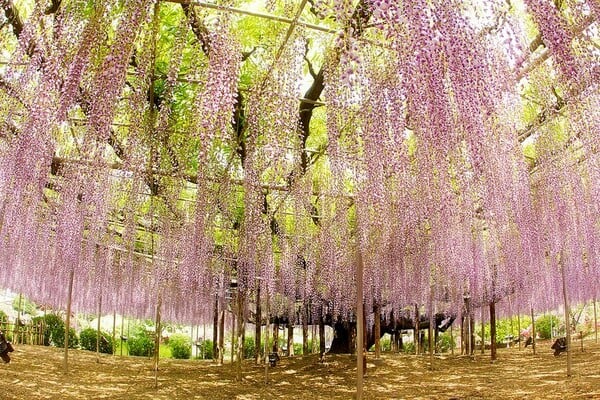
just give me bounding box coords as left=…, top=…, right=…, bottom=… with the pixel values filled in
left=32, top=313, right=77, bottom=347
left=0, top=310, right=8, bottom=323
left=12, top=295, right=37, bottom=315
left=243, top=336, right=255, bottom=359
left=195, top=339, right=214, bottom=359
left=79, top=328, right=114, bottom=354
left=403, top=341, right=415, bottom=353
left=168, top=333, right=191, bottom=359
left=128, top=327, right=155, bottom=357
left=535, top=314, right=559, bottom=339
left=437, top=332, right=455, bottom=353
left=293, top=339, right=315, bottom=355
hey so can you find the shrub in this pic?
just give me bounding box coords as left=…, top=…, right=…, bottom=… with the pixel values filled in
left=195, top=339, right=214, bottom=360
left=32, top=313, right=77, bottom=347
left=128, top=327, right=155, bottom=357
left=437, top=332, right=455, bottom=353
left=168, top=333, right=191, bottom=359
left=0, top=310, right=8, bottom=323
left=535, top=314, right=559, bottom=339
left=403, top=341, right=415, bottom=353
left=79, top=328, right=114, bottom=354
left=243, top=336, right=255, bottom=359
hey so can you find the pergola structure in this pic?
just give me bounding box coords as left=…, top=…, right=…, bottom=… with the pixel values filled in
left=1, top=0, right=599, bottom=390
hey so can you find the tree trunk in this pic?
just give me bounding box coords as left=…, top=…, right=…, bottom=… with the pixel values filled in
left=490, top=301, right=497, bottom=361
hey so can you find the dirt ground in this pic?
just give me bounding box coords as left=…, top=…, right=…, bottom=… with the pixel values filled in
left=2, top=339, right=600, bottom=399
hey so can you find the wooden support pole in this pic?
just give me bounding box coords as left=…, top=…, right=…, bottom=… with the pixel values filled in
left=96, top=294, right=102, bottom=363
left=302, top=303, right=309, bottom=355
left=16, top=293, right=22, bottom=344
left=559, top=252, right=572, bottom=377
left=414, top=304, right=420, bottom=355
left=235, top=292, right=244, bottom=381
left=374, top=303, right=381, bottom=359
left=517, top=313, right=522, bottom=350
left=153, top=295, right=162, bottom=389
left=490, top=301, right=497, bottom=361
left=594, top=299, right=598, bottom=344
left=213, top=295, right=219, bottom=361
left=356, top=249, right=364, bottom=400
left=64, top=268, right=75, bottom=374
left=319, top=309, right=325, bottom=360
left=450, top=322, right=454, bottom=355
left=264, top=289, right=270, bottom=384
left=218, top=308, right=225, bottom=365
left=531, top=307, right=536, bottom=355
left=287, top=322, right=294, bottom=357
left=481, top=307, right=485, bottom=354
left=231, top=311, right=236, bottom=364
left=120, top=314, right=125, bottom=356
left=255, top=284, right=261, bottom=364
left=112, top=310, right=116, bottom=356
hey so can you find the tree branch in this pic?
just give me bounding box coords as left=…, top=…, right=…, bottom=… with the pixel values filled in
left=1, top=0, right=24, bottom=37
left=181, top=3, right=211, bottom=55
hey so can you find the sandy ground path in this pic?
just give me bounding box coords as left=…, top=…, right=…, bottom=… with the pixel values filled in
left=2, top=340, right=600, bottom=399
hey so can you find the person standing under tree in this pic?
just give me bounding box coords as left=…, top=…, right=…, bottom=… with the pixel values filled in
left=0, top=330, right=14, bottom=363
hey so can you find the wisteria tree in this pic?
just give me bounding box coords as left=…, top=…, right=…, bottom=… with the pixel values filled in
left=0, top=0, right=599, bottom=369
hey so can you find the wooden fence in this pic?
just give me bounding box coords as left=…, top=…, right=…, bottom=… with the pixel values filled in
left=1, top=321, right=45, bottom=346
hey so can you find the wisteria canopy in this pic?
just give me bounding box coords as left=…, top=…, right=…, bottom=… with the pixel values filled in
left=0, top=0, right=599, bottom=327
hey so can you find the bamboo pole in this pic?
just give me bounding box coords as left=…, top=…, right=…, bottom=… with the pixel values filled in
left=517, top=313, right=522, bottom=350
left=481, top=306, right=485, bottom=354
left=450, top=322, right=454, bottom=355
left=559, top=252, right=572, bottom=377
left=16, top=293, right=22, bottom=344
left=287, top=322, right=294, bottom=357
left=213, top=295, right=219, bottom=361
left=374, top=303, right=381, bottom=359
left=531, top=307, right=536, bottom=355
left=112, top=310, right=116, bottom=356
left=319, top=309, right=325, bottom=360
left=231, top=310, right=236, bottom=364
left=64, top=267, right=75, bottom=374
left=594, top=299, right=597, bottom=344
left=120, top=314, right=125, bottom=356
left=264, top=288, right=270, bottom=384
left=356, top=249, right=364, bottom=400
left=96, top=294, right=102, bottom=363
left=235, top=291, right=244, bottom=382
left=153, top=295, right=162, bottom=389
left=414, top=304, right=420, bottom=355
left=255, top=283, right=261, bottom=364
left=490, top=301, right=497, bottom=361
